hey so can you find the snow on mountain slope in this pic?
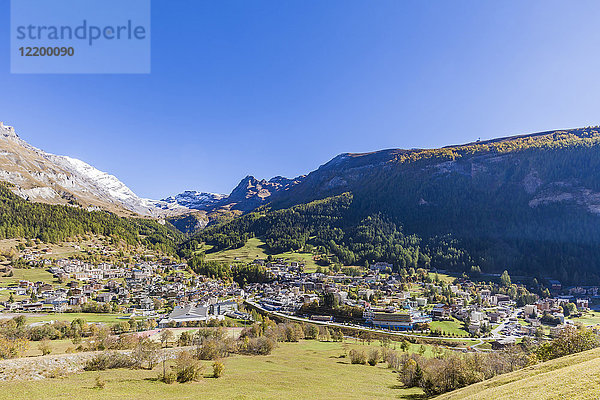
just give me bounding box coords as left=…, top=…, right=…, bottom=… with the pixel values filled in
left=51, top=155, right=137, bottom=202
left=0, top=122, right=298, bottom=221
left=160, top=190, right=226, bottom=210
left=0, top=122, right=189, bottom=217
left=46, top=154, right=184, bottom=216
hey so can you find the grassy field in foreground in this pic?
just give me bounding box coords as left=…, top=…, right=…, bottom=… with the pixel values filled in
left=436, top=347, right=600, bottom=400
left=22, top=338, right=75, bottom=357
left=0, top=340, right=425, bottom=400
left=204, top=237, right=321, bottom=272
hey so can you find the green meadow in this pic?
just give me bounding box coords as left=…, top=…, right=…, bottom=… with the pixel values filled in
left=429, top=318, right=469, bottom=337
left=0, top=340, right=425, bottom=400
left=204, top=237, right=322, bottom=272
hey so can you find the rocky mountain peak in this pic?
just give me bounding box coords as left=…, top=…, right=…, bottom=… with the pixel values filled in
left=159, top=191, right=225, bottom=211
left=0, top=122, right=182, bottom=217
left=0, top=122, right=19, bottom=141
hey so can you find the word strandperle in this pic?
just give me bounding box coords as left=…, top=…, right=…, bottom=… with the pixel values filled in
left=15, top=20, right=147, bottom=46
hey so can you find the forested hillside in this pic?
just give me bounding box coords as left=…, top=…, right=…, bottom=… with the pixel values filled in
left=184, top=128, right=600, bottom=284
left=0, top=183, right=182, bottom=255
left=180, top=193, right=474, bottom=274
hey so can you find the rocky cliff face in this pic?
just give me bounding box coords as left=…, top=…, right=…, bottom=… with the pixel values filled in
left=267, top=128, right=600, bottom=223
left=226, top=175, right=303, bottom=211
left=164, top=175, right=304, bottom=216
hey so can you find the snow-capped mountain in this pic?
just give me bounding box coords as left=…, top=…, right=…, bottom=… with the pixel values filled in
left=162, top=175, right=305, bottom=213
left=0, top=122, right=188, bottom=217
left=0, top=122, right=302, bottom=223
left=160, top=191, right=226, bottom=210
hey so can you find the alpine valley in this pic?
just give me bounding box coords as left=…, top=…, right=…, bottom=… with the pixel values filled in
left=4, top=121, right=600, bottom=283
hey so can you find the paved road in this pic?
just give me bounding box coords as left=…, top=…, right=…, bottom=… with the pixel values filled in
left=246, top=300, right=482, bottom=350
left=490, top=309, right=521, bottom=341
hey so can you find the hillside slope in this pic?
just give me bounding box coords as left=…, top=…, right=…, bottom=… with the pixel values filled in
left=188, top=127, right=600, bottom=283
left=271, top=128, right=600, bottom=222
left=436, top=347, right=600, bottom=399
left=0, top=122, right=190, bottom=217
left=0, top=182, right=181, bottom=254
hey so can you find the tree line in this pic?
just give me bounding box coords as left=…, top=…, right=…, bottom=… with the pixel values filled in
left=0, top=183, right=182, bottom=255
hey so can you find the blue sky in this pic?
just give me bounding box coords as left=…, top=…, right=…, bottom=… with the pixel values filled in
left=2, top=0, right=600, bottom=198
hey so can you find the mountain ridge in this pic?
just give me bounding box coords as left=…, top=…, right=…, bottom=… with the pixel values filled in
left=187, top=126, right=600, bottom=284
left=0, top=122, right=182, bottom=217
left=0, top=122, right=304, bottom=221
